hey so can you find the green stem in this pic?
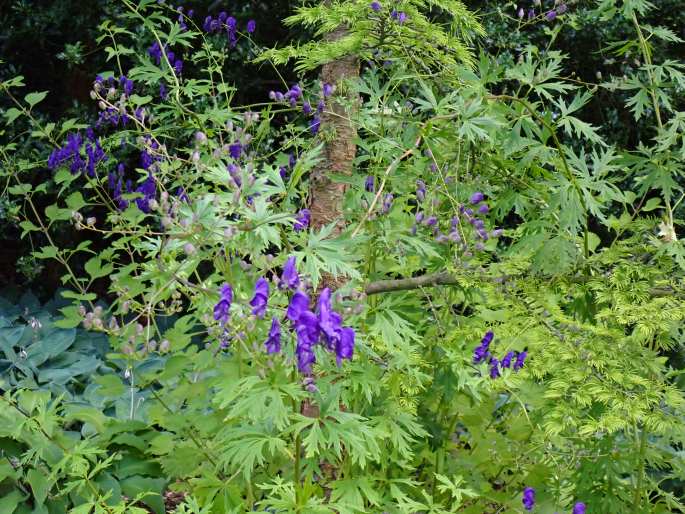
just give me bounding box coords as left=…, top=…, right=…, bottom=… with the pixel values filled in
left=633, top=427, right=648, bottom=510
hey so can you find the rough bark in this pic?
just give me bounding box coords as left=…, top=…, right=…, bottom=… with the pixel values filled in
left=309, top=26, right=359, bottom=233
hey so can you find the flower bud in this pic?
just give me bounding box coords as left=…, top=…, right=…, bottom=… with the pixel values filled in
left=183, top=242, right=197, bottom=255
left=159, top=339, right=171, bottom=352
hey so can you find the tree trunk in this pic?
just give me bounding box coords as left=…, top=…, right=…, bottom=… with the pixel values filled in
left=309, top=26, right=359, bottom=233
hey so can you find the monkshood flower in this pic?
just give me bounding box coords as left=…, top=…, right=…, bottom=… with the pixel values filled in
left=514, top=350, right=527, bottom=371
left=294, top=208, right=310, bottom=232
left=557, top=3, right=568, bottom=14
left=546, top=10, right=557, bottom=21
left=309, top=117, right=321, bottom=135
left=176, top=187, right=189, bottom=203
left=302, top=101, right=312, bottom=115
left=214, top=283, right=233, bottom=325
left=365, top=175, right=375, bottom=192
left=371, top=1, right=381, bottom=11
left=247, top=20, right=256, bottom=33
left=281, top=256, right=300, bottom=290
left=287, top=291, right=310, bottom=321
left=522, top=487, right=535, bottom=511
left=489, top=357, right=501, bottom=378
left=229, top=142, right=242, bottom=160
left=336, top=327, right=355, bottom=364
left=316, top=289, right=342, bottom=348
left=391, top=10, right=408, bottom=23
left=323, top=83, right=333, bottom=98
left=416, top=179, right=426, bottom=202
left=501, top=351, right=515, bottom=369
left=470, top=191, right=484, bottom=204
left=382, top=193, right=393, bottom=214
left=228, top=164, right=242, bottom=188
left=135, top=173, right=156, bottom=213
left=249, top=277, right=269, bottom=318
left=148, top=41, right=164, bottom=65
left=473, top=331, right=494, bottom=364
left=572, top=502, right=586, bottom=514
left=265, top=317, right=281, bottom=354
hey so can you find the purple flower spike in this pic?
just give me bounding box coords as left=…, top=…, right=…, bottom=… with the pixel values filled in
left=250, top=277, right=269, bottom=318
left=370, top=1, right=381, bottom=11
left=469, top=192, right=484, bottom=204
left=573, top=502, right=586, bottom=514
left=281, top=256, right=300, bottom=290
left=265, top=317, right=281, bottom=354
left=214, top=283, right=233, bottom=325
left=287, top=291, right=310, bottom=322
left=473, top=331, right=494, bottom=364
left=522, top=487, right=535, bottom=511
left=294, top=208, right=310, bottom=232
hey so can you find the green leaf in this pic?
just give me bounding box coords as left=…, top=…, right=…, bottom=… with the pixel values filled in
left=120, top=476, right=166, bottom=514
left=0, top=489, right=24, bottom=514
left=24, top=91, right=48, bottom=108
left=3, top=107, right=23, bottom=124
left=27, top=468, right=50, bottom=507
left=642, top=197, right=662, bottom=212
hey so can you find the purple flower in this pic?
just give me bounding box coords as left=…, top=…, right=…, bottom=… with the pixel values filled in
left=514, top=351, right=527, bottom=371
left=228, top=163, right=242, bottom=188
left=265, top=317, right=281, bottom=354
left=173, top=59, right=183, bottom=75
left=469, top=192, right=484, bottom=204
left=527, top=8, right=535, bottom=19
left=546, top=9, right=557, bottom=21
left=382, top=193, right=393, bottom=213
left=557, top=3, right=568, bottom=14
left=517, top=7, right=524, bottom=18
left=489, top=357, right=500, bottom=378
left=214, top=283, right=233, bottom=325
left=501, top=351, right=515, bottom=369
left=473, top=331, right=494, bottom=364
left=317, top=99, right=325, bottom=113
left=316, top=288, right=342, bottom=346
left=250, top=277, right=269, bottom=318
left=177, top=186, right=189, bottom=203
left=425, top=216, right=437, bottom=227
left=135, top=173, right=156, bottom=213
left=416, top=179, right=426, bottom=201
left=159, top=82, right=168, bottom=99
left=287, top=291, right=310, bottom=322
left=370, top=1, right=381, bottom=11
left=322, top=83, right=333, bottom=98
left=415, top=212, right=425, bottom=223
left=302, top=101, right=312, bottom=115
left=336, top=326, right=355, bottom=364
left=478, top=203, right=489, bottom=214
left=309, top=117, right=321, bottom=135
left=365, top=175, right=375, bottom=192
left=294, top=208, right=310, bottom=232
left=572, top=502, right=586, bottom=514
left=148, top=41, right=163, bottom=65
left=281, top=256, right=300, bottom=290
left=522, top=487, right=535, bottom=511
left=229, top=142, right=242, bottom=160
left=247, top=19, right=256, bottom=33
left=391, top=10, right=407, bottom=23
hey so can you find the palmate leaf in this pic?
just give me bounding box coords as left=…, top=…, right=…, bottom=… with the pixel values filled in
left=330, top=476, right=382, bottom=513
left=296, top=224, right=361, bottom=287
left=217, top=427, right=289, bottom=480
